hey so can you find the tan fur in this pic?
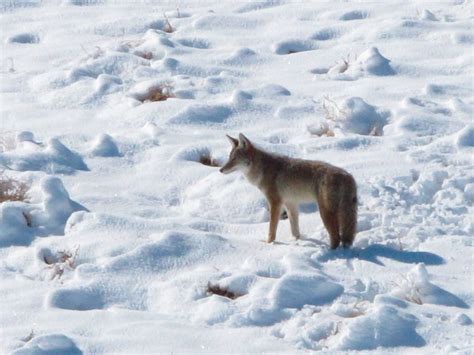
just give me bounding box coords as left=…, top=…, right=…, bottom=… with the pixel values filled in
left=220, top=133, right=358, bottom=249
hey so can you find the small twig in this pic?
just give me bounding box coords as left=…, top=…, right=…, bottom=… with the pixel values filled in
left=21, top=329, right=34, bottom=343
left=8, top=57, right=15, bottom=73
left=163, top=12, right=173, bottom=33
left=23, top=212, right=32, bottom=227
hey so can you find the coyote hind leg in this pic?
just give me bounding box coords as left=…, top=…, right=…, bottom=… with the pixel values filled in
left=339, top=202, right=357, bottom=248
left=285, top=203, right=300, bottom=239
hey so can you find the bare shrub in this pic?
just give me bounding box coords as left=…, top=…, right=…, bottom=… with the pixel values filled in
left=0, top=173, right=29, bottom=203
left=44, top=246, right=80, bottom=280
left=206, top=282, right=242, bottom=300
left=392, top=275, right=423, bottom=305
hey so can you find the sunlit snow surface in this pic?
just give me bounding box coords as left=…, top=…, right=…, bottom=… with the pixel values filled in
left=1, top=1, right=473, bottom=353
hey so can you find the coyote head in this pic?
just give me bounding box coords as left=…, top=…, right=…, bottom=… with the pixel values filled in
left=220, top=133, right=254, bottom=174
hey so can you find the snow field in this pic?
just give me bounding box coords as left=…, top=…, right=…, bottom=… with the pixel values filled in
left=1, top=0, right=473, bottom=353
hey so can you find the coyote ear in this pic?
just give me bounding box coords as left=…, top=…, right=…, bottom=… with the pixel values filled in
left=226, top=134, right=238, bottom=148
left=238, top=133, right=252, bottom=150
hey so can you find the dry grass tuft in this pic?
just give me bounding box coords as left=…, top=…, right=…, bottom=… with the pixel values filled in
left=122, top=39, right=144, bottom=48
left=0, top=173, right=30, bottom=203
left=206, top=283, right=242, bottom=300
left=307, top=121, right=335, bottom=137
left=0, top=135, right=16, bottom=152
left=322, top=95, right=348, bottom=122
left=80, top=45, right=104, bottom=60
left=345, top=300, right=370, bottom=318
left=134, top=50, right=153, bottom=60
left=141, top=85, right=174, bottom=102
left=199, top=152, right=220, bottom=167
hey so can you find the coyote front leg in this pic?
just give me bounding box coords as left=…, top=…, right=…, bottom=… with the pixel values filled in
left=267, top=200, right=282, bottom=243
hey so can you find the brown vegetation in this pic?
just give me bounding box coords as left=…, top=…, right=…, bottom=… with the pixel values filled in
left=206, top=283, right=242, bottom=300
left=0, top=173, right=29, bottom=203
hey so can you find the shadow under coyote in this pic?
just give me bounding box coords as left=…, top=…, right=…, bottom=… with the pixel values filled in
left=313, top=242, right=445, bottom=266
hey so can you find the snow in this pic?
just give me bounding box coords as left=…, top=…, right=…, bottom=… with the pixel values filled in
left=12, top=333, right=82, bottom=355
left=89, top=133, right=120, bottom=157
left=1, top=0, right=473, bottom=353
left=0, top=176, right=86, bottom=247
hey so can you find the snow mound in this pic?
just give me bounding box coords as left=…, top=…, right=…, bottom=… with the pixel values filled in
left=90, top=133, right=120, bottom=157
left=223, top=47, right=258, bottom=65
left=275, top=101, right=316, bottom=120
left=177, top=38, right=211, bottom=49
left=104, top=231, right=228, bottom=273
left=270, top=273, right=343, bottom=309
left=0, top=176, right=87, bottom=247
left=47, top=283, right=105, bottom=311
left=325, top=97, right=389, bottom=135
left=168, top=104, right=232, bottom=125
left=12, top=333, right=82, bottom=355
left=419, top=9, right=437, bottom=21
left=62, top=0, right=102, bottom=5
left=213, top=273, right=259, bottom=297
left=392, top=97, right=465, bottom=137
left=182, top=173, right=267, bottom=223
left=0, top=137, right=88, bottom=174
left=331, top=47, right=394, bottom=79
left=392, top=264, right=468, bottom=308
left=69, top=51, right=149, bottom=82
left=350, top=47, right=395, bottom=76
left=464, top=184, right=474, bottom=203
left=252, top=84, right=291, bottom=97
left=334, top=305, right=425, bottom=350
left=273, top=39, right=317, bottom=55
left=16, top=131, right=36, bottom=143
left=409, top=170, right=448, bottom=203
left=46, top=230, right=230, bottom=311
left=170, top=145, right=216, bottom=165
left=193, top=15, right=259, bottom=31
left=7, top=32, right=40, bottom=44
left=453, top=313, right=472, bottom=326
left=456, top=125, right=474, bottom=148
left=94, top=74, right=122, bottom=95
left=234, top=1, right=283, bottom=13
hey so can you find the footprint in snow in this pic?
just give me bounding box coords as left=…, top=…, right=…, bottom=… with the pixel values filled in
left=339, top=10, right=368, bottom=21
left=7, top=32, right=40, bottom=44
left=273, top=39, right=317, bottom=55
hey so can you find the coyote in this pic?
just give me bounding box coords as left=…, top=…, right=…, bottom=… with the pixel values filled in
left=220, top=134, right=357, bottom=249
